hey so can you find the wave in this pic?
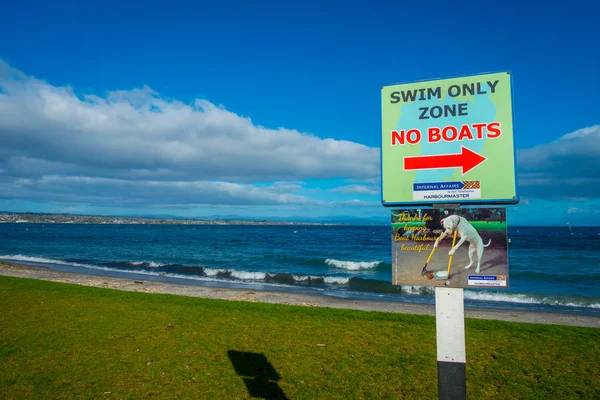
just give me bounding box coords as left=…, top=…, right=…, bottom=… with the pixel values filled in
left=263, top=256, right=390, bottom=270
left=464, top=291, right=600, bottom=309
left=1, top=254, right=598, bottom=310
left=0, top=254, right=299, bottom=289
left=106, top=260, right=169, bottom=268
left=129, top=261, right=167, bottom=268
left=0, top=254, right=350, bottom=287
left=324, top=276, right=351, bottom=285
left=0, top=256, right=170, bottom=270
left=0, top=254, right=95, bottom=268
left=325, top=259, right=381, bottom=270
left=204, top=268, right=267, bottom=281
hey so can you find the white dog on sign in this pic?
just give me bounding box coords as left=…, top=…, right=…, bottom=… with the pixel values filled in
left=433, top=215, right=491, bottom=273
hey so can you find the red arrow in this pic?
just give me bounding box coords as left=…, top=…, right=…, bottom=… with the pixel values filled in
left=403, top=146, right=487, bottom=175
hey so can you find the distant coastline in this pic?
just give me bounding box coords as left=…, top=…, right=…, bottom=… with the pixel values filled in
left=0, top=212, right=594, bottom=227
left=0, top=212, right=343, bottom=226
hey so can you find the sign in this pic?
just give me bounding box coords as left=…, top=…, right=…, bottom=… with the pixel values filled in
left=381, top=72, right=518, bottom=206
left=391, top=207, right=509, bottom=289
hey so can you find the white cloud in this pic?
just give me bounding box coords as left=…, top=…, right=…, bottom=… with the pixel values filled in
left=0, top=61, right=379, bottom=183
left=3, top=60, right=597, bottom=212
left=0, top=175, right=322, bottom=207
left=517, top=125, right=600, bottom=199
left=0, top=61, right=380, bottom=208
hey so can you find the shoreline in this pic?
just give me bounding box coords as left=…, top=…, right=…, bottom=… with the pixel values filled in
left=1, top=262, right=598, bottom=328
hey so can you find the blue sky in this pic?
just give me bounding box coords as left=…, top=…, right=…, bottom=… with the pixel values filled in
left=0, top=0, right=598, bottom=225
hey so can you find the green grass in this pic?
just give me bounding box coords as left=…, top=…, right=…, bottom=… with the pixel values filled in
left=1, top=276, right=598, bottom=400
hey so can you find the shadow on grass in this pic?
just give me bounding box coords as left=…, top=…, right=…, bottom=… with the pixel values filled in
left=227, top=350, right=288, bottom=400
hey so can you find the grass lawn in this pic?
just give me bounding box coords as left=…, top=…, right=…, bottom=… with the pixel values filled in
left=1, top=276, right=598, bottom=399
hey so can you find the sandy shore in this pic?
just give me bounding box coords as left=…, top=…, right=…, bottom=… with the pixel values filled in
left=1, top=262, right=598, bottom=328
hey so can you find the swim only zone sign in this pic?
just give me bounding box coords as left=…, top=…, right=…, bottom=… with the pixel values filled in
left=381, top=72, right=518, bottom=206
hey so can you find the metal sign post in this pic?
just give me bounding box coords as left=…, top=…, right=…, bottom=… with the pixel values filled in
left=381, top=72, right=518, bottom=400
left=436, top=287, right=466, bottom=400
left=434, top=203, right=466, bottom=400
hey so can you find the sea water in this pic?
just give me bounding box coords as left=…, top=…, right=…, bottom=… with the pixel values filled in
left=1, top=224, right=598, bottom=315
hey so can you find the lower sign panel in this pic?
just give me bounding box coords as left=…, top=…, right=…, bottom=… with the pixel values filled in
left=391, top=207, right=509, bottom=289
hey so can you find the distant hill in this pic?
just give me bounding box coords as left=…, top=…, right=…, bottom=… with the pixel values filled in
left=0, top=211, right=389, bottom=226
left=185, top=214, right=389, bottom=226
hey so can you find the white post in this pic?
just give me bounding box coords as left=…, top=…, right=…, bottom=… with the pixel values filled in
left=435, top=287, right=466, bottom=400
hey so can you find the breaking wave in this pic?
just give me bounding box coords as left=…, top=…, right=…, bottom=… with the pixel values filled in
left=1, top=254, right=598, bottom=310
left=325, top=259, right=381, bottom=270
left=128, top=261, right=167, bottom=268
left=463, top=290, right=600, bottom=309
left=0, top=254, right=353, bottom=288
left=204, top=268, right=267, bottom=281
left=0, top=254, right=94, bottom=267
left=106, top=261, right=169, bottom=268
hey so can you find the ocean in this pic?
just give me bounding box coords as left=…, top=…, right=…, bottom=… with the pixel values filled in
left=1, top=224, right=598, bottom=315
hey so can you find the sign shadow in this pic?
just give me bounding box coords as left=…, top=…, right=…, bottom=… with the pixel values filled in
left=227, top=350, right=288, bottom=400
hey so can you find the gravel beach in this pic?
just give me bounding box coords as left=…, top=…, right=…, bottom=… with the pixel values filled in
left=1, top=262, right=597, bottom=328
